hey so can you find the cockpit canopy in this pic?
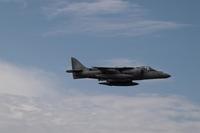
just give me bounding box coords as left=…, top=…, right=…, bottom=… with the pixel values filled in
left=142, top=66, right=156, bottom=72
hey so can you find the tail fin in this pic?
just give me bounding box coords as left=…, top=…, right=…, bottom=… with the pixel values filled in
left=67, top=57, right=87, bottom=79
left=71, top=57, right=87, bottom=71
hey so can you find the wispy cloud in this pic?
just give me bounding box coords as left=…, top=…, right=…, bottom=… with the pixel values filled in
left=44, top=0, right=184, bottom=37
left=0, top=93, right=200, bottom=133
left=75, top=0, right=127, bottom=15
left=45, top=0, right=137, bottom=16
left=0, top=60, right=62, bottom=97
left=0, top=59, right=199, bottom=133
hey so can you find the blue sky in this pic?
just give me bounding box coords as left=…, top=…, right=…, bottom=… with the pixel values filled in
left=1, top=0, right=199, bottom=102
left=0, top=0, right=200, bottom=132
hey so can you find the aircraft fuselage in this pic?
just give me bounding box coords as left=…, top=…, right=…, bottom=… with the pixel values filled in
left=66, top=57, right=171, bottom=86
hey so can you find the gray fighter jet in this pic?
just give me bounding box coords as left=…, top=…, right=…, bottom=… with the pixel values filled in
left=66, top=57, right=171, bottom=86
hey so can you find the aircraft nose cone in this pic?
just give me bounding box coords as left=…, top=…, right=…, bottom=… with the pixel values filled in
left=164, top=73, right=171, bottom=78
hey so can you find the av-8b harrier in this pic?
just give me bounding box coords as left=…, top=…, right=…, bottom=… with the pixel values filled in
left=67, top=57, right=171, bottom=86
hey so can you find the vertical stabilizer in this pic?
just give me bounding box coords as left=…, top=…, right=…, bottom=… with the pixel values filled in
left=71, top=57, right=87, bottom=70
left=71, top=57, right=87, bottom=79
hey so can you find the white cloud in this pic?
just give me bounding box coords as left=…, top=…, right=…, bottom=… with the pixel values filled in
left=46, top=0, right=133, bottom=16
left=0, top=59, right=199, bottom=133
left=0, top=94, right=200, bottom=133
left=44, top=0, right=184, bottom=36
left=0, top=60, right=62, bottom=97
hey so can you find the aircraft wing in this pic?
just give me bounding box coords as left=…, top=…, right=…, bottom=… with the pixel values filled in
left=93, top=66, right=133, bottom=73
